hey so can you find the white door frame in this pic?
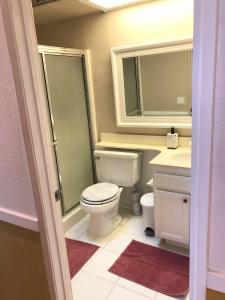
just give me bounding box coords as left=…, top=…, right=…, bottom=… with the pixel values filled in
left=190, top=0, right=219, bottom=299
left=0, top=1, right=73, bottom=299
left=0, top=0, right=220, bottom=299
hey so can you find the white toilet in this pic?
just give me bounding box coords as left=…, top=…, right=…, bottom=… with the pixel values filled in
left=80, top=150, right=141, bottom=237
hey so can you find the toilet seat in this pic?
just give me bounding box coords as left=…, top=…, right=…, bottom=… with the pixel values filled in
left=81, top=182, right=119, bottom=205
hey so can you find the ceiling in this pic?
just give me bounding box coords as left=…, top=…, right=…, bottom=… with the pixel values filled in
left=33, top=0, right=152, bottom=26
left=33, top=0, right=101, bottom=26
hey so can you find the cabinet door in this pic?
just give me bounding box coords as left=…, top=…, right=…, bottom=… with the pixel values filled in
left=154, top=190, right=190, bottom=244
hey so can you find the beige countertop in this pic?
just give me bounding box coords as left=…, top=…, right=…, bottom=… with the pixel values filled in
left=96, top=133, right=192, bottom=169
left=149, top=147, right=191, bottom=169
left=96, top=141, right=164, bottom=152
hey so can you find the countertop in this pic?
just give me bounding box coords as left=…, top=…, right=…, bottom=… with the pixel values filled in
left=96, top=133, right=192, bottom=169
left=149, top=147, right=191, bottom=169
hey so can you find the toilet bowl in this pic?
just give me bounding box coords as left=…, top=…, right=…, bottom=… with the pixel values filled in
left=80, top=182, right=123, bottom=237
left=80, top=150, right=141, bottom=237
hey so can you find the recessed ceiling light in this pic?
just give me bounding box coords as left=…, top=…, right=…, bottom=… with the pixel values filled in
left=79, top=0, right=146, bottom=11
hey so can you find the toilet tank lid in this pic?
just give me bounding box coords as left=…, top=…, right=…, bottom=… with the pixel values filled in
left=94, top=150, right=140, bottom=159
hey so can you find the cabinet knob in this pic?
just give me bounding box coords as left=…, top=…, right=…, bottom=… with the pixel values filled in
left=183, top=198, right=188, bottom=204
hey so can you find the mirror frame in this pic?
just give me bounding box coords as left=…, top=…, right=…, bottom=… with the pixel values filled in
left=111, top=37, right=193, bottom=128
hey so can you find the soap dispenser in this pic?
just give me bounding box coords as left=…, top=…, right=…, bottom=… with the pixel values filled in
left=167, top=127, right=179, bottom=149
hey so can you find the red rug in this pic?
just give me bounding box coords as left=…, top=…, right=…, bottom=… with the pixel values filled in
left=65, top=238, right=99, bottom=278
left=109, top=240, right=189, bottom=297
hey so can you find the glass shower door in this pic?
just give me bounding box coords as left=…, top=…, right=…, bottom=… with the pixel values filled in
left=41, top=53, right=94, bottom=215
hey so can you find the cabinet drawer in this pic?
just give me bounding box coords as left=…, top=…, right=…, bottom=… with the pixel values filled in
left=154, top=173, right=191, bottom=194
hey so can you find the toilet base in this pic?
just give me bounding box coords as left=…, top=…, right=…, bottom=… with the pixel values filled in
left=89, top=210, right=121, bottom=237
left=81, top=187, right=123, bottom=237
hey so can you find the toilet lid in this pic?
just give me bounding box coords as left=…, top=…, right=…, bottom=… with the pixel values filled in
left=82, top=182, right=119, bottom=203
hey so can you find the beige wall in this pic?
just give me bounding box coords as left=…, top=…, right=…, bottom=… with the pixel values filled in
left=36, top=0, right=193, bottom=139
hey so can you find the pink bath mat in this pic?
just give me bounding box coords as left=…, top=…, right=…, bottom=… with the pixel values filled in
left=65, top=238, right=99, bottom=278
left=109, top=240, right=189, bottom=298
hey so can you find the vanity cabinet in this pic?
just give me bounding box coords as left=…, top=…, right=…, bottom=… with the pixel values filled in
left=154, top=190, right=190, bottom=245
left=153, top=167, right=191, bottom=245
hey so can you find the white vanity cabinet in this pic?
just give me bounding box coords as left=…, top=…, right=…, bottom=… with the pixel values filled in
left=153, top=166, right=191, bottom=245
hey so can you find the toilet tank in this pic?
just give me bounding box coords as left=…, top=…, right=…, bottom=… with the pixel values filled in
left=94, top=150, right=141, bottom=187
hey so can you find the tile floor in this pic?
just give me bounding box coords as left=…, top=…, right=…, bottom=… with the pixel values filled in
left=65, top=210, right=189, bottom=300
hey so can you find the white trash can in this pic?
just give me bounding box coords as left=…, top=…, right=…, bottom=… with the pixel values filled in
left=140, top=193, right=154, bottom=229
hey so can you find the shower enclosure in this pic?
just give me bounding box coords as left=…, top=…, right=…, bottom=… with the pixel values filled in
left=39, top=46, right=94, bottom=215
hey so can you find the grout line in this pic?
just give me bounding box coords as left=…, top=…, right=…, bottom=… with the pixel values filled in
left=79, top=247, right=104, bottom=268
left=154, top=291, right=161, bottom=300
left=116, top=280, right=157, bottom=300
left=65, top=223, right=89, bottom=240
left=114, top=277, right=120, bottom=285
left=153, top=292, right=158, bottom=300
left=101, top=229, right=123, bottom=249
left=71, top=269, right=83, bottom=286
left=106, top=283, right=155, bottom=300
left=77, top=267, right=158, bottom=300
left=80, top=271, right=118, bottom=292
left=102, top=247, right=123, bottom=255
left=86, top=246, right=103, bottom=260
left=84, top=270, right=119, bottom=285
left=69, top=213, right=189, bottom=300
left=70, top=247, right=102, bottom=284
left=104, top=284, right=118, bottom=300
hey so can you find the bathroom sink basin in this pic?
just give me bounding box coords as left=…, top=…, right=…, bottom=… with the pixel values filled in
left=150, top=148, right=192, bottom=169
left=171, top=151, right=191, bottom=162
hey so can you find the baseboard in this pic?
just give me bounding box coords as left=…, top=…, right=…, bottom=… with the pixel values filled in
left=0, top=207, right=39, bottom=232
left=207, top=271, right=225, bottom=294
left=62, top=205, right=86, bottom=233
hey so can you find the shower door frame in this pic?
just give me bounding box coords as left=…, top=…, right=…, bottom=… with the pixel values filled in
left=38, top=45, right=96, bottom=216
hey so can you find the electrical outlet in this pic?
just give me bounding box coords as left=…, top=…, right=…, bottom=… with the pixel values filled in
left=177, top=96, right=185, bottom=105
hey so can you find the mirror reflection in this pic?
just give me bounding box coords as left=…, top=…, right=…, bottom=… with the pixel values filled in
left=123, top=50, right=192, bottom=117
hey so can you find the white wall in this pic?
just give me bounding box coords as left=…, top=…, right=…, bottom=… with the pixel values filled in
left=208, top=0, right=225, bottom=274
left=0, top=8, right=37, bottom=222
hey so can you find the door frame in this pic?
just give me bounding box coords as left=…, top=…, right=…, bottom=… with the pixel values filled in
left=0, top=0, right=220, bottom=299
left=0, top=1, right=98, bottom=299
left=0, top=1, right=73, bottom=299
left=190, top=0, right=219, bottom=299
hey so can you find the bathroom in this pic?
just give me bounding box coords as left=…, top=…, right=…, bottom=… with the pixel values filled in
left=33, top=0, right=192, bottom=299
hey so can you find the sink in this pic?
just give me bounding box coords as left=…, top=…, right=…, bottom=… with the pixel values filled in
left=171, top=150, right=191, bottom=162
left=150, top=148, right=192, bottom=169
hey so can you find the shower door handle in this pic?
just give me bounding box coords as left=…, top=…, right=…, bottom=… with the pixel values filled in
left=54, top=189, right=62, bottom=202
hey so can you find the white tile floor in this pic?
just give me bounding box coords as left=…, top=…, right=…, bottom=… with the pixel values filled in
left=66, top=210, right=189, bottom=300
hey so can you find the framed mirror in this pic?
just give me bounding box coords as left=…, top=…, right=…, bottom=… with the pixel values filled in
left=111, top=38, right=193, bottom=128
